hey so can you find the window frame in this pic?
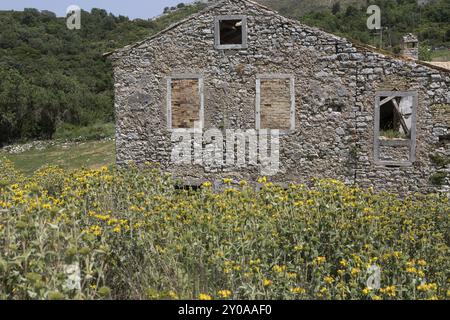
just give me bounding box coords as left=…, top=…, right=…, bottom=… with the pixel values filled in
left=166, top=74, right=204, bottom=132
left=256, top=74, right=296, bottom=133
left=373, top=91, right=418, bottom=167
left=214, top=15, right=248, bottom=50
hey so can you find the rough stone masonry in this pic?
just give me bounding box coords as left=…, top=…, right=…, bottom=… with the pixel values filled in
left=107, top=0, right=450, bottom=194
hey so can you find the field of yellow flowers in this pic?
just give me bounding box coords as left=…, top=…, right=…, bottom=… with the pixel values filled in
left=0, top=157, right=449, bottom=300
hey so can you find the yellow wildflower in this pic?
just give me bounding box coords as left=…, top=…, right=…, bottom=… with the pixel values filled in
left=351, top=268, right=360, bottom=276
left=417, top=260, right=427, bottom=266
left=314, top=256, right=326, bottom=265
left=239, top=180, right=247, bottom=187
left=263, top=279, right=272, bottom=287
left=362, top=287, right=372, bottom=295
left=417, top=283, right=437, bottom=292
left=406, top=267, right=417, bottom=274
left=290, top=287, right=306, bottom=294
left=223, top=178, right=233, bottom=185
left=324, top=276, right=334, bottom=284
left=199, top=293, right=212, bottom=300
left=272, top=265, right=286, bottom=273
left=217, top=290, right=232, bottom=298
left=380, top=286, right=396, bottom=297
left=258, top=176, right=267, bottom=184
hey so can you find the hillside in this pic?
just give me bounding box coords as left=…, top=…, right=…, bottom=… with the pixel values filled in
left=258, top=0, right=362, bottom=16
left=0, top=0, right=448, bottom=147
left=259, top=0, right=449, bottom=51
left=0, top=3, right=207, bottom=147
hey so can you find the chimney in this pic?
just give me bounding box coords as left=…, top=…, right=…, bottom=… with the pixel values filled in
left=400, top=33, right=419, bottom=60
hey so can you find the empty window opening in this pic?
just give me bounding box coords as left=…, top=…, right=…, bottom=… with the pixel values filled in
left=256, top=75, right=295, bottom=131
left=215, top=15, right=247, bottom=49
left=220, top=19, right=242, bottom=45
left=379, top=96, right=413, bottom=139
left=439, top=134, right=450, bottom=143
left=168, top=76, right=203, bottom=130
left=374, top=91, right=417, bottom=166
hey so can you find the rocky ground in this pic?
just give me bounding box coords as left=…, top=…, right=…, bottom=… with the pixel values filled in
left=1, top=138, right=114, bottom=155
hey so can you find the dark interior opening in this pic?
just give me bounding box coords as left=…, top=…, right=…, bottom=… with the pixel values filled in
left=380, top=99, right=400, bottom=132
left=325, top=99, right=344, bottom=112
left=219, top=19, right=243, bottom=45
left=174, top=184, right=201, bottom=192
left=439, top=134, right=450, bottom=143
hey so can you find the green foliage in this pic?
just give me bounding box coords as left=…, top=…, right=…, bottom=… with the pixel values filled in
left=429, top=171, right=448, bottom=185
left=0, top=1, right=448, bottom=146
left=0, top=4, right=206, bottom=146
left=0, top=164, right=449, bottom=300
left=262, top=0, right=450, bottom=51
left=429, top=153, right=450, bottom=167
left=419, top=44, right=433, bottom=61
left=380, top=129, right=407, bottom=139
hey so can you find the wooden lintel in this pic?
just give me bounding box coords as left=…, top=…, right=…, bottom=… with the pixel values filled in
left=380, top=96, right=396, bottom=106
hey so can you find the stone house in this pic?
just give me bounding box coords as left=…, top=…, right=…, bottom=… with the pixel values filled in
left=106, top=0, right=450, bottom=194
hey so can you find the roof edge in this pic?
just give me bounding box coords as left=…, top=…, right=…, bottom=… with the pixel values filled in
left=103, top=0, right=450, bottom=74
left=103, top=0, right=229, bottom=58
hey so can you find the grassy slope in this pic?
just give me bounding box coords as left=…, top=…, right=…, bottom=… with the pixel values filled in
left=0, top=140, right=115, bottom=175
left=431, top=49, right=450, bottom=61
left=258, top=0, right=362, bottom=15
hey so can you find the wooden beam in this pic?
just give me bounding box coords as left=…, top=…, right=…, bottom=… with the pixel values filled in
left=391, top=98, right=410, bottom=137
left=380, top=96, right=397, bottom=106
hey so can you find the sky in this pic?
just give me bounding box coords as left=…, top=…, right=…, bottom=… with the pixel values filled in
left=0, top=0, right=196, bottom=20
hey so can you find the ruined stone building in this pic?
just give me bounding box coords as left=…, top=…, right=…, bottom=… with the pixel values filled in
left=106, top=0, right=450, bottom=194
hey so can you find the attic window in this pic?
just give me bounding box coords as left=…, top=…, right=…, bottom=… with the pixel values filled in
left=374, top=92, right=417, bottom=167
left=215, top=15, right=247, bottom=50
left=167, top=75, right=204, bottom=130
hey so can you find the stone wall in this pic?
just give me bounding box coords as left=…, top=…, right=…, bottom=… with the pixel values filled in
left=109, top=0, right=450, bottom=194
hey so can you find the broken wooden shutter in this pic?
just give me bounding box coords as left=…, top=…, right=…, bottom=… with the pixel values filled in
left=374, top=91, right=418, bottom=167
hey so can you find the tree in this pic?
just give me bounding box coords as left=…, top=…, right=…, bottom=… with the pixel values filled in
left=419, top=44, right=432, bottom=61
left=332, top=1, right=341, bottom=15
left=344, top=5, right=358, bottom=18
left=445, top=29, right=450, bottom=42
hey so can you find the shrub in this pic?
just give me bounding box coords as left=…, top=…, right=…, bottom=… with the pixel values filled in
left=380, top=130, right=407, bottom=139
left=0, top=160, right=449, bottom=300
left=430, top=171, right=448, bottom=186
left=430, top=153, right=450, bottom=167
